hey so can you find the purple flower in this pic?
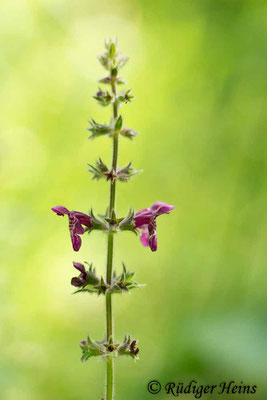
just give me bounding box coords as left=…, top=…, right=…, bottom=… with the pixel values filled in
left=71, top=262, right=88, bottom=287
left=134, top=202, right=174, bottom=252
left=51, top=206, right=91, bottom=251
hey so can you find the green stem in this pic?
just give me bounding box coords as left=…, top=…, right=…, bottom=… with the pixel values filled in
left=105, top=73, right=119, bottom=400
left=106, top=77, right=119, bottom=341
left=106, top=233, right=113, bottom=340
left=109, top=133, right=119, bottom=215
left=106, top=357, right=114, bottom=400
left=109, top=79, right=119, bottom=216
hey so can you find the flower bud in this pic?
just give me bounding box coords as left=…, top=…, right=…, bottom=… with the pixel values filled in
left=116, top=89, right=134, bottom=105
left=93, top=89, right=113, bottom=107
left=109, top=43, right=116, bottom=58
left=111, top=67, right=118, bottom=78
left=120, top=127, right=139, bottom=140
left=114, top=115, right=123, bottom=132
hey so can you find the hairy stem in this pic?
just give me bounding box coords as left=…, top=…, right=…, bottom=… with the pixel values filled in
left=105, top=71, right=119, bottom=400
left=106, top=74, right=118, bottom=340
left=106, top=357, right=114, bottom=400
left=106, top=233, right=113, bottom=340
left=109, top=79, right=119, bottom=215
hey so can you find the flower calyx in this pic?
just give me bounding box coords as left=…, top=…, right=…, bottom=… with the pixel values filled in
left=87, top=119, right=113, bottom=140
left=80, top=334, right=139, bottom=362
left=73, top=262, right=143, bottom=295
left=109, top=263, right=144, bottom=294
left=88, top=159, right=141, bottom=183
left=93, top=88, right=113, bottom=107
left=72, top=264, right=110, bottom=296
left=80, top=335, right=106, bottom=362
left=118, top=208, right=136, bottom=233
left=116, top=89, right=134, bottom=106
left=93, top=88, right=133, bottom=108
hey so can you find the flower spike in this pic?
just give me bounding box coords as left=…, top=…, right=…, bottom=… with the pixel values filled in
left=51, top=41, right=174, bottom=393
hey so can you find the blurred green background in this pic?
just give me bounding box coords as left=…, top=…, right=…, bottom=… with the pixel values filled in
left=1, top=0, right=267, bottom=399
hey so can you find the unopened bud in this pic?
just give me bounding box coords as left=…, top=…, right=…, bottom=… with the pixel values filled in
left=111, top=67, right=118, bottom=78
left=107, top=344, right=115, bottom=352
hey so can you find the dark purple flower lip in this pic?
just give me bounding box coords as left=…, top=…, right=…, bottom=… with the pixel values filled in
left=51, top=206, right=92, bottom=251
left=71, top=262, right=88, bottom=287
left=134, top=202, right=174, bottom=252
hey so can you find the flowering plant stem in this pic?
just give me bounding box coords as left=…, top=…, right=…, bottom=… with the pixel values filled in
left=51, top=38, right=174, bottom=400
left=106, top=233, right=114, bottom=340
left=106, top=356, right=114, bottom=400
left=105, top=234, right=114, bottom=399
left=105, top=65, right=119, bottom=400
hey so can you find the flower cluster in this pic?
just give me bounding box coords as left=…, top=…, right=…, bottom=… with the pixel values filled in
left=52, top=201, right=173, bottom=252
left=88, top=158, right=141, bottom=182
left=71, top=262, right=143, bottom=295
left=80, top=334, right=139, bottom=362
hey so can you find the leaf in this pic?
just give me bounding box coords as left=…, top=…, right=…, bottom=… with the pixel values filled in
left=109, top=43, right=116, bottom=58
left=73, top=288, right=97, bottom=294
left=81, top=352, right=91, bottom=362
left=114, top=115, right=123, bottom=132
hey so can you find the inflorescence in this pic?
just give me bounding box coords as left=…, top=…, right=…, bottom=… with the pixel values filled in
left=51, top=39, right=174, bottom=362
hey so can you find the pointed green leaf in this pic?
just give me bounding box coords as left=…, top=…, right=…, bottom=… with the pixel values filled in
left=114, top=115, right=123, bottom=132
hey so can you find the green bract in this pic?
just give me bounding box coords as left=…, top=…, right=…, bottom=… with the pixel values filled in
left=73, top=263, right=143, bottom=296
left=80, top=334, right=139, bottom=362
left=87, top=119, right=113, bottom=139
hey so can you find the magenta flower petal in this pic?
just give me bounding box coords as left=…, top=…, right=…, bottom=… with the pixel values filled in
left=69, top=213, right=84, bottom=235
left=150, top=202, right=174, bottom=216
left=140, top=227, right=149, bottom=247
left=73, top=212, right=92, bottom=228
left=135, top=208, right=150, bottom=216
left=134, top=210, right=153, bottom=228
left=71, top=233, right=82, bottom=252
left=149, top=232, right=157, bottom=252
left=148, top=218, right=157, bottom=251
left=51, top=206, right=69, bottom=215
left=52, top=206, right=92, bottom=251
left=68, top=212, right=85, bottom=251
left=134, top=202, right=174, bottom=251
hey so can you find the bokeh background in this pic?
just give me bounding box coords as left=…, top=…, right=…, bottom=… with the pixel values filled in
left=1, top=0, right=267, bottom=399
